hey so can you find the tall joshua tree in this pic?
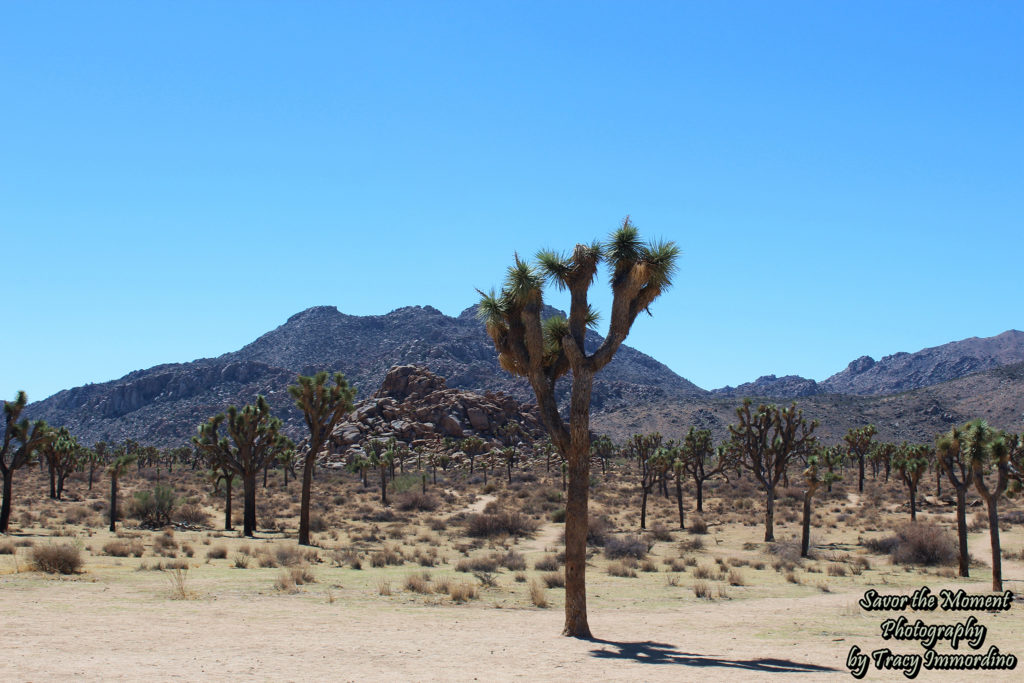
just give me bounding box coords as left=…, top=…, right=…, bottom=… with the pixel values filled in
left=961, top=420, right=1022, bottom=591
left=624, top=432, right=663, bottom=530
left=936, top=425, right=971, bottom=577
left=892, top=442, right=930, bottom=521
left=678, top=426, right=727, bottom=514
left=727, top=400, right=817, bottom=542
left=844, top=424, right=877, bottom=494
left=1, top=392, right=52, bottom=533
left=194, top=397, right=291, bottom=537
left=108, top=447, right=137, bottom=532
left=477, top=218, right=679, bottom=638
left=288, top=372, right=356, bottom=546
left=41, top=426, right=80, bottom=500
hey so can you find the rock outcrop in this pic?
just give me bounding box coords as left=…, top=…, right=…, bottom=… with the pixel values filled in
left=323, top=365, right=545, bottom=461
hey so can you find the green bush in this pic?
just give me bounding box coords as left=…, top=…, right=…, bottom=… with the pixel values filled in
left=132, top=484, right=177, bottom=527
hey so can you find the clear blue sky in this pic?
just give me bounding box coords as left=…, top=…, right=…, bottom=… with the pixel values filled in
left=2, top=1, right=1022, bottom=401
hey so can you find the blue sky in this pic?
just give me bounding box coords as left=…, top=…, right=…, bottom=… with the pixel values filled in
left=2, top=1, right=1022, bottom=401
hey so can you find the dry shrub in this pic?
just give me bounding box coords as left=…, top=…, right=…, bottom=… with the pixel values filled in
left=586, top=515, right=613, bottom=547
left=640, top=559, right=658, bottom=573
left=827, top=563, right=847, bottom=577
left=607, top=561, right=637, bottom=578
left=0, top=539, right=14, bottom=555
left=692, top=580, right=712, bottom=599
left=455, top=553, right=499, bottom=573
left=785, top=570, right=801, bottom=584
left=500, top=550, right=527, bottom=571
left=542, top=570, right=566, bottom=588
left=289, top=566, right=315, bottom=584
left=275, top=571, right=298, bottom=593
left=449, top=581, right=477, bottom=603
left=396, top=491, right=439, bottom=512
left=175, top=503, right=210, bottom=527
left=154, top=531, right=178, bottom=554
left=890, top=523, right=957, bottom=567
left=679, top=537, right=704, bottom=552
left=534, top=554, right=560, bottom=571
left=727, top=568, right=745, bottom=586
left=693, top=563, right=719, bottom=580
left=31, top=543, right=83, bottom=574
left=648, top=522, right=673, bottom=542
left=206, top=544, right=228, bottom=560
left=688, top=517, right=708, bottom=535
left=529, top=579, right=548, bottom=608
left=603, top=534, right=650, bottom=560
left=465, top=511, right=538, bottom=538
left=377, top=578, right=392, bottom=596
left=233, top=553, right=250, bottom=569
left=668, top=558, right=687, bottom=573
left=405, top=572, right=432, bottom=594
left=103, top=539, right=144, bottom=557
left=168, top=567, right=195, bottom=599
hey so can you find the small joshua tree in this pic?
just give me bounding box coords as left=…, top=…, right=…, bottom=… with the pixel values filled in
left=288, top=372, right=356, bottom=546
left=590, top=435, right=615, bottom=477
left=1, top=391, right=52, bottom=533
left=801, top=449, right=839, bottom=557
left=844, top=424, right=876, bottom=494
left=892, top=442, right=930, bottom=521
left=40, top=426, right=80, bottom=500
left=477, top=218, right=679, bottom=638
left=727, top=400, right=817, bottom=542
left=363, top=438, right=396, bottom=507
left=678, top=426, right=728, bottom=513
left=108, top=447, right=137, bottom=532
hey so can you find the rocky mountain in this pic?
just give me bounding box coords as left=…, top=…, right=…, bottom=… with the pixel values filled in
left=595, top=361, right=1024, bottom=446
left=24, top=303, right=702, bottom=447
left=712, top=329, right=1024, bottom=398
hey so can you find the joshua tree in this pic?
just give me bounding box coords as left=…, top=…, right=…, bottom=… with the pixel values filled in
left=801, top=449, right=840, bottom=557
left=108, top=447, right=137, bottom=532
left=936, top=425, right=971, bottom=577
left=678, top=426, right=727, bottom=513
left=819, top=444, right=844, bottom=493
left=961, top=420, right=1022, bottom=591
left=869, top=441, right=895, bottom=483
left=194, top=397, right=292, bottom=537
left=460, top=435, right=487, bottom=474
left=727, top=400, right=817, bottom=542
left=892, top=442, right=930, bottom=521
left=624, top=432, right=663, bottom=530
left=590, top=435, right=615, bottom=476
left=277, top=445, right=298, bottom=488
left=1, top=392, right=53, bottom=533
left=87, top=441, right=110, bottom=490
left=477, top=218, right=679, bottom=638
left=197, top=437, right=237, bottom=531
left=288, top=371, right=357, bottom=546
left=844, top=424, right=877, bottom=494
left=498, top=421, right=525, bottom=482
left=363, top=438, right=396, bottom=507
left=41, top=426, right=80, bottom=500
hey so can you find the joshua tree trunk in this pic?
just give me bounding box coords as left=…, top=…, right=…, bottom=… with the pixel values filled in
left=56, top=471, right=67, bottom=500
left=955, top=488, right=969, bottom=577
left=639, top=485, right=649, bottom=530
left=380, top=466, right=388, bottom=507
left=108, top=475, right=118, bottom=532
left=48, top=461, right=56, bottom=499
left=764, top=485, right=776, bottom=542
left=88, top=463, right=95, bottom=491
left=421, top=472, right=427, bottom=494
left=936, top=467, right=941, bottom=497
left=981, top=491, right=1003, bottom=591
left=242, top=474, right=257, bottom=537
left=858, top=455, right=865, bottom=493
left=224, top=475, right=234, bottom=531
left=909, top=485, right=917, bottom=521
left=800, top=490, right=813, bottom=557
left=298, top=452, right=314, bottom=544
left=563, top=440, right=590, bottom=639
left=1, top=471, right=14, bottom=533
left=695, top=477, right=704, bottom=513
left=675, top=475, right=685, bottom=530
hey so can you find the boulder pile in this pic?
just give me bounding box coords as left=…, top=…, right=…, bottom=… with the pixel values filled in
left=324, top=365, right=545, bottom=461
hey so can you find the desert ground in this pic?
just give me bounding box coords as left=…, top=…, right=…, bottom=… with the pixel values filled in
left=2, top=459, right=1023, bottom=682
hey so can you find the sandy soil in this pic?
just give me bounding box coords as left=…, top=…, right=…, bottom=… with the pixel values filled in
left=2, top=525, right=1022, bottom=682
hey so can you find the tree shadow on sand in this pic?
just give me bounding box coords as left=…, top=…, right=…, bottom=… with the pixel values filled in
left=588, top=639, right=838, bottom=674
